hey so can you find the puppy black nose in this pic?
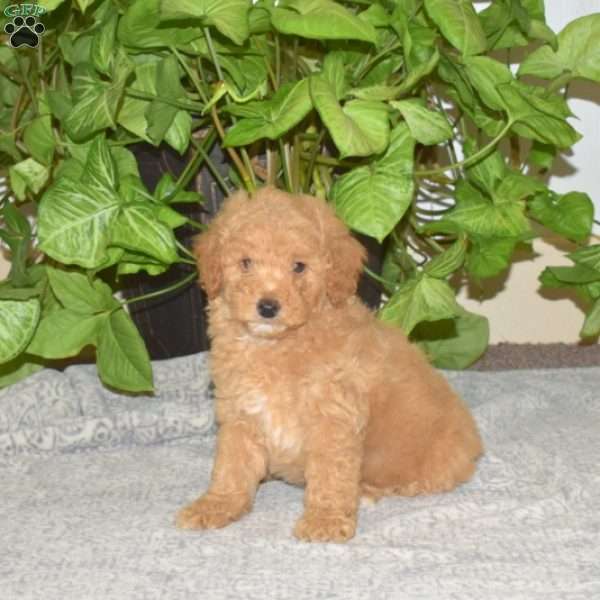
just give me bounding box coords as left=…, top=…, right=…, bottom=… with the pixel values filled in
left=257, top=298, right=280, bottom=319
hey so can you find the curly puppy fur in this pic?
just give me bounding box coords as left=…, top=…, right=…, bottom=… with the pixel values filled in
left=177, top=187, right=483, bottom=542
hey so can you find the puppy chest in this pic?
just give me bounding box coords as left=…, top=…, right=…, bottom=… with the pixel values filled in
left=243, top=393, right=305, bottom=458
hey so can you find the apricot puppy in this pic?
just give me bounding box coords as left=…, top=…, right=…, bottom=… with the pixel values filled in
left=177, top=187, right=482, bottom=542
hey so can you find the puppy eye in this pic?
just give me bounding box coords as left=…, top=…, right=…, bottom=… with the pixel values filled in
left=240, top=257, right=252, bottom=272
left=293, top=261, right=306, bottom=274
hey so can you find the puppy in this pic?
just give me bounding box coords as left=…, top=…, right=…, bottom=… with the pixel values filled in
left=177, top=187, right=482, bottom=542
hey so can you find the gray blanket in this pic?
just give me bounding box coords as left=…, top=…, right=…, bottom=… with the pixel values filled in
left=1, top=354, right=599, bottom=600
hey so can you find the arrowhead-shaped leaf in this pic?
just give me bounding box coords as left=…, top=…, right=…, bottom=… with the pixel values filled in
left=311, top=75, right=389, bottom=158
left=424, top=0, right=487, bottom=56
left=331, top=123, right=415, bottom=242
left=0, top=299, right=40, bottom=364
left=379, top=274, right=461, bottom=334
left=96, top=309, right=153, bottom=392
left=270, top=0, right=376, bottom=43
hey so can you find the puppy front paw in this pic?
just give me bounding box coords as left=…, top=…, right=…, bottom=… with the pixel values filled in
left=294, top=510, right=356, bottom=543
left=176, top=493, right=250, bottom=530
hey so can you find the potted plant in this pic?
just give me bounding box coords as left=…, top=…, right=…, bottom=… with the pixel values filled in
left=1, top=0, right=599, bottom=393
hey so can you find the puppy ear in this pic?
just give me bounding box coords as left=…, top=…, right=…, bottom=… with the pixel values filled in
left=320, top=205, right=366, bottom=305
left=193, top=190, right=250, bottom=300
left=193, top=228, right=221, bottom=300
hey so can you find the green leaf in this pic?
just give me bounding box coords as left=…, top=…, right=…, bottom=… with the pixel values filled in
left=96, top=309, right=153, bottom=392
left=65, top=66, right=124, bottom=141
left=0, top=355, right=44, bottom=389
left=568, top=245, right=600, bottom=273
left=311, top=75, right=389, bottom=158
left=466, top=236, right=519, bottom=279
left=144, top=56, right=192, bottom=154
left=428, top=181, right=532, bottom=239
left=76, top=0, right=96, bottom=12
left=270, top=0, right=376, bottom=43
left=164, top=111, right=192, bottom=155
left=464, top=139, right=506, bottom=195
left=46, top=90, right=73, bottom=123
left=394, top=48, right=439, bottom=96
left=0, top=202, right=32, bottom=286
left=424, top=238, right=467, bottom=278
left=415, top=308, right=489, bottom=369
left=479, top=1, right=519, bottom=50
left=23, top=94, right=55, bottom=166
left=424, top=0, right=487, bottom=56
left=540, top=264, right=600, bottom=285
left=116, top=253, right=169, bottom=276
left=81, top=135, right=117, bottom=191
left=581, top=298, right=600, bottom=338
left=497, top=82, right=580, bottom=149
left=119, top=0, right=203, bottom=48
left=156, top=205, right=188, bottom=229
left=528, top=19, right=558, bottom=50
left=27, top=309, right=103, bottom=359
left=58, top=32, right=94, bottom=66
left=8, top=158, right=49, bottom=201
left=437, top=54, right=505, bottom=137
left=111, top=146, right=140, bottom=180
left=224, top=79, right=313, bottom=146
left=146, top=56, right=183, bottom=145
left=46, top=268, right=118, bottom=314
left=494, top=171, right=546, bottom=203
left=347, top=85, right=401, bottom=101
left=111, top=203, right=179, bottom=264
left=160, top=0, right=251, bottom=45
left=330, top=123, right=415, bottom=242
left=0, top=299, right=40, bottom=364
left=379, top=274, right=461, bottom=335
left=528, top=141, right=556, bottom=171
left=519, top=14, right=600, bottom=82
left=463, top=55, right=513, bottom=112
left=116, top=62, right=159, bottom=143
left=91, top=12, right=118, bottom=75
left=38, top=178, right=121, bottom=269
left=390, top=98, right=452, bottom=145
left=154, top=173, right=204, bottom=204
left=529, top=191, right=594, bottom=242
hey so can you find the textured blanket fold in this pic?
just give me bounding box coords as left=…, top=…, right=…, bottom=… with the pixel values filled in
left=1, top=355, right=599, bottom=599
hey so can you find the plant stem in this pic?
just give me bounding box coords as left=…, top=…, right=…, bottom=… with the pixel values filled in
left=353, top=41, right=402, bottom=83
left=0, top=63, right=21, bottom=83
left=14, top=53, right=37, bottom=116
left=274, top=33, right=281, bottom=88
left=175, top=240, right=196, bottom=259
left=210, top=105, right=254, bottom=191
left=189, top=135, right=232, bottom=195
left=364, top=265, right=396, bottom=290
left=305, top=130, right=325, bottom=194
left=416, top=121, right=513, bottom=178
left=170, top=45, right=209, bottom=105
left=120, top=272, right=198, bottom=307
left=185, top=218, right=207, bottom=231
left=124, top=88, right=205, bottom=112
left=299, top=152, right=361, bottom=169
left=279, top=139, right=292, bottom=192
left=173, top=128, right=217, bottom=197
left=203, top=27, right=256, bottom=191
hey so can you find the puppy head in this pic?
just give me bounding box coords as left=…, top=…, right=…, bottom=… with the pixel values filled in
left=194, top=187, right=365, bottom=338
